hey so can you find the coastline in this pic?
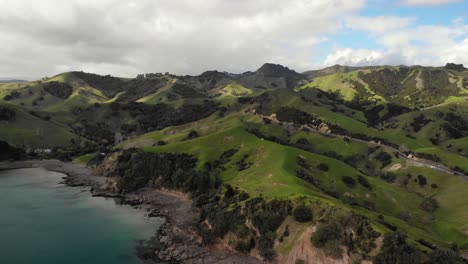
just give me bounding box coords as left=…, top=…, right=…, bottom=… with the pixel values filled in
left=0, top=159, right=261, bottom=264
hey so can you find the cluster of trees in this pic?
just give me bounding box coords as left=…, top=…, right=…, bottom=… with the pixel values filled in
left=3, top=91, right=20, bottom=101
left=375, top=232, right=466, bottom=264
left=311, top=213, right=380, bottom=259
left=247, top=128, right=289, bottom=145
left=72, top=71, right=126, bottom=98
left=0, top=140, right=24, bottom=161
left=119, top=101, right=219, bottom=133
left=198, top=192, right=292, bottom=261
left=311, top=222, right=344, bottom=257
left=111, top=148, right=210, bottom=194
left=443, top=112, right=468, bottom=139
left=374, top=151, right=393, bottom=168
left=43, top=81, right=73, bottom=99
left=410, top=114, right=432, bottom=133
left=275, top=106, right=321, bottom=127
left=0, top=106, right=15, bottom=121
left=71, top=121, right=114, bottom=146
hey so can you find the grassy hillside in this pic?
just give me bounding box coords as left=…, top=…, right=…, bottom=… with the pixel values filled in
left=0, top=103, right=80, bottom=147
left=118, top=111, right=468, bottom=251
left=299, top=66, right=467, bottom=108
left=2, top=65, right=468, bottom=261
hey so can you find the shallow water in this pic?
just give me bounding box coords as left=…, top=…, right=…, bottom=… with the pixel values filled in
left=0, top=168, right=164, bottom=264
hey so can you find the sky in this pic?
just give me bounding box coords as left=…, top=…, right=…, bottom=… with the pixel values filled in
left=0, top=0, right=467, bottom=79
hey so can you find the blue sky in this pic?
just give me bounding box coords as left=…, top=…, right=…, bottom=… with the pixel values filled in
left=337, top=1, right=467, bottom=48
left=0, top=0, right=467, bottom=77
left=315, top=0, right=468, bottom=68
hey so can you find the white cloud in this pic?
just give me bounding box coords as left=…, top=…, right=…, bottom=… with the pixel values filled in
left=323, top=22, right=468, bottom=68
left=323, top=48, right=407, bottom=66
left=1, top=0, right=467, bottom=77
left=402, top=0, right=463, bottom=6
left=345, top=16, right=415, bottom=34
left=0, top=0, right=364, bottom=78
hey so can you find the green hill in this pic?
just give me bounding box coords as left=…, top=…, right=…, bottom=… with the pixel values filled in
left=2, top=63, right=468, bottom=262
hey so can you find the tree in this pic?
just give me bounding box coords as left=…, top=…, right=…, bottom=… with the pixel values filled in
left=293, top=204, right=312, bottom=222
left=417, top=175, right=427, bottom=186
left=317, top=163, right=329, bottom=172
left=341, top=176, right=356, bottom=188
left=358, top=175, right=372, bottom=190
left=311, top=222, right=342, bottom=248
left=187, top=130, right=199, bottom=140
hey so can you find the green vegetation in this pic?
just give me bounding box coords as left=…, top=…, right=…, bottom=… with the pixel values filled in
left=72, top=153, right=96, bottom=165
left=2, top=64, right=468, bottom=261
left=293, top=204, right=313, bottom=222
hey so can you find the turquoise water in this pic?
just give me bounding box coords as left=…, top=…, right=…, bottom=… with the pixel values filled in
left=0, top=168, right=164, bottom=264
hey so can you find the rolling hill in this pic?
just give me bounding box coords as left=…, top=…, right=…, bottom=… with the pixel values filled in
left=1, top=62, right=468, bottom=263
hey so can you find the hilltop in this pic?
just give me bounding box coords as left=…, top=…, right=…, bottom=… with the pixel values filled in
left=1, top=62, right=468, bottom=263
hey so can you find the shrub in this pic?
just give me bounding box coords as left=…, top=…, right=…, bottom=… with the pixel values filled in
left=417, top=175, right=427, bottom=186
left=317, top=163, right=329, bottom=171
left=358, top=175, right=372, bottom=190
left=421, top=197, right=439, bottom=213
left=186, top=130, right=199, bottom=140
left=341, top=176, right=356, bottom=188
left=293, top=204, right=313, bottom=222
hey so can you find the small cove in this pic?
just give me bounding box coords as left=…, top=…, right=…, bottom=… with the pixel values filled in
left=0, top=167, right=164, bottom=264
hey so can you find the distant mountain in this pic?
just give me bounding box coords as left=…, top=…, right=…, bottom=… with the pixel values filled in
left=236, top=63, right=307, bottom=90
left=303, top=64, right=368, bottom=80
left=0, top=79, right=28, bottom=83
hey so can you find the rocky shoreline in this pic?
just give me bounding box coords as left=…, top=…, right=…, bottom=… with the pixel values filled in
left=0, top=159, right=261, bottom=264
